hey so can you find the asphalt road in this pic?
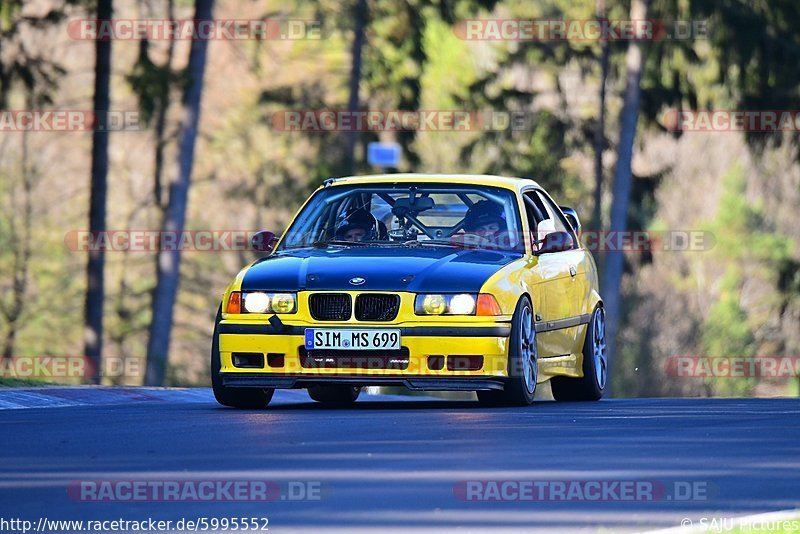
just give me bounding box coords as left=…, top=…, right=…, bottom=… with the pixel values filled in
left=0, top=389, right=799, bottom=533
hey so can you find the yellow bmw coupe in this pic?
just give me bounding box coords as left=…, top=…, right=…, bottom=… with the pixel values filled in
left=212, top=174, right=606, bottom=407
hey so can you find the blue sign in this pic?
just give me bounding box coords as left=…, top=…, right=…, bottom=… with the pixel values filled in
left=305, top=329, right=315, bottom=349
left=367, top=142, right=401, bottom=168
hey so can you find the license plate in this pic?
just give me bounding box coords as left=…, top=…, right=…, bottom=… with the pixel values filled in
left=304, top=329, right=401, bottom=350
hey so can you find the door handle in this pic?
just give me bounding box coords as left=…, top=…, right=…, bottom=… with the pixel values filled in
left=569, top=265, right=577, bottom=277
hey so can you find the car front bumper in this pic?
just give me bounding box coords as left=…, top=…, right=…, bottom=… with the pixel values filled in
left=218, top=321, right=512, bottom=390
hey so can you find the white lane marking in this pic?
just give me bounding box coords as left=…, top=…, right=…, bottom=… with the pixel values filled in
left=0, top=387, right=214, bottom=410
left=0, top=467, right=744, bottom=481
left=0, top=390, right=84, bottom=409
left=0, top=387, right=418, bottom=410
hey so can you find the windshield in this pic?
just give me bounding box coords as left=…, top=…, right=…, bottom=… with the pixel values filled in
left=279, top=183, right=524, bottom=252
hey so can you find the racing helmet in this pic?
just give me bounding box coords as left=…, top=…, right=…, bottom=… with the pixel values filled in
left=463, top=200, right=506, bottom=233
left=334, top=208, right=379, bottom=241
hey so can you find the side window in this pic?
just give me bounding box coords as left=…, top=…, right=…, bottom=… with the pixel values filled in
left=525, top=190, right=560, bottom=244
left=535, top=191, right=577, bottom=247
left=523, top=192, right=547, bottom=250
left=522, top=194, right=542, bottom=226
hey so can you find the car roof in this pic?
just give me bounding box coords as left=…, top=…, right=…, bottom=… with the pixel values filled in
left=327, top=173, right=540, bottom=191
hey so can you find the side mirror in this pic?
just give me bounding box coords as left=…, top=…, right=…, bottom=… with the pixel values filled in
left=560, top=206, right=581, bottom=235
left=251, top=230, right=279, bottom=253
left=536, top=231, right=574, bottom=255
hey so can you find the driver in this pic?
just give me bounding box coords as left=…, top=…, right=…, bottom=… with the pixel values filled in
left=463, top=200, right=508, bottom=247
left=334, top=209, right=378, bottom=242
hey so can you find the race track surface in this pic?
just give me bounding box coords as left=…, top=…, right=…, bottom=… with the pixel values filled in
left=0, top=388, right=798, bottom=533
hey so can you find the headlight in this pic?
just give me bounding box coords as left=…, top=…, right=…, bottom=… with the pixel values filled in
left=449, top=294, right=476, bottom=315
left=421, top=294, right=447, bottom=315
left=243, top=292, right=271, bottom=313
left=414, top=293, right=477, bottom=315
left=271, top=293, right=296, bottom=313
left=242, top=291, right=297, bottom=314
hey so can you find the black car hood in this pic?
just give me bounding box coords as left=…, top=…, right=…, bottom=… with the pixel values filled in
left=241, top=246, right=521, bottom=293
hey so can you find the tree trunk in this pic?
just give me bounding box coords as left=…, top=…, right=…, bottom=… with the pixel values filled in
left=153, top=0, right=176, bottom=210
left=1, top=114, right=32, bottom=360
left=343, top=0, right=367, bottom=176
left=591, top=0, right=610, bottom=233
left=83, top=0, right=112, bottom=384
left=601, top=0, right=650, bottom=397
left=396, top=3, right=426, bottom=169
left=145, top=0, right=215, bottom=386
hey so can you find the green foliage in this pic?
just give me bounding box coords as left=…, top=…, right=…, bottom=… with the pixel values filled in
left=709, top=164, right=794, bottom=267
left=698, top=164, right=795, bottom=396
left=0, top=377, right=55, bottom=387
left=702, top=270, right=754, bottom=356
left=362, top=0, right=500, bottom=168
left=126, top=40, right=180, bottom=126
left=648, top=0, right=800, bottom=149
left=420, top=17, right=476, bottom=109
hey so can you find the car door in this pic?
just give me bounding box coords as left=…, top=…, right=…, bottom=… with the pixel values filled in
left=534, top=189, right=590, bottom=355
left=520, top=190, right=572, bottom=358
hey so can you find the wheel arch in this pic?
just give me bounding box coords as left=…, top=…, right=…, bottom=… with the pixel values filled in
left=479, top=257, right=541, bottom=316
left=587, top=289, right=603, bottom=313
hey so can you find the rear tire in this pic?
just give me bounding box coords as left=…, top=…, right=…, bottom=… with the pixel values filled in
left=478, top=296, right=537, bottom=407
left=551, top=305, right=607, bottom=402
left=308, top=385, right=361, bottom=406
left=211, top=308, right=274, bottom=409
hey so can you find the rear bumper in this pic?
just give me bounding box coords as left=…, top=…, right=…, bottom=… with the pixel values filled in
left=218, top=321, right=512, bottom=380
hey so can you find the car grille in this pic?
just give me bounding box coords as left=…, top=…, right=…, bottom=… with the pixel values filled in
left=309, top=293, right=352, bottom=321
left=355, top=294, right=401, bottom=321
left=299, top=347, right=409, bottom=370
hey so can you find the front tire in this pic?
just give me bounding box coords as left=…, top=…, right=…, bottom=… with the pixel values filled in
left=308, top=385, right=361, bottom=406
left=551, top=305, right=607, bottom=401
left=478, top=296, right=537, bottom=407
left=211, top=308, right=274, bottom=409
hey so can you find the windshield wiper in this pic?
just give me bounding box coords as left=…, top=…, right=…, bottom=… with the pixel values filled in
left=312, top=240, right=370, bottom=248
left=401, top=240, right=462, bottom=248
